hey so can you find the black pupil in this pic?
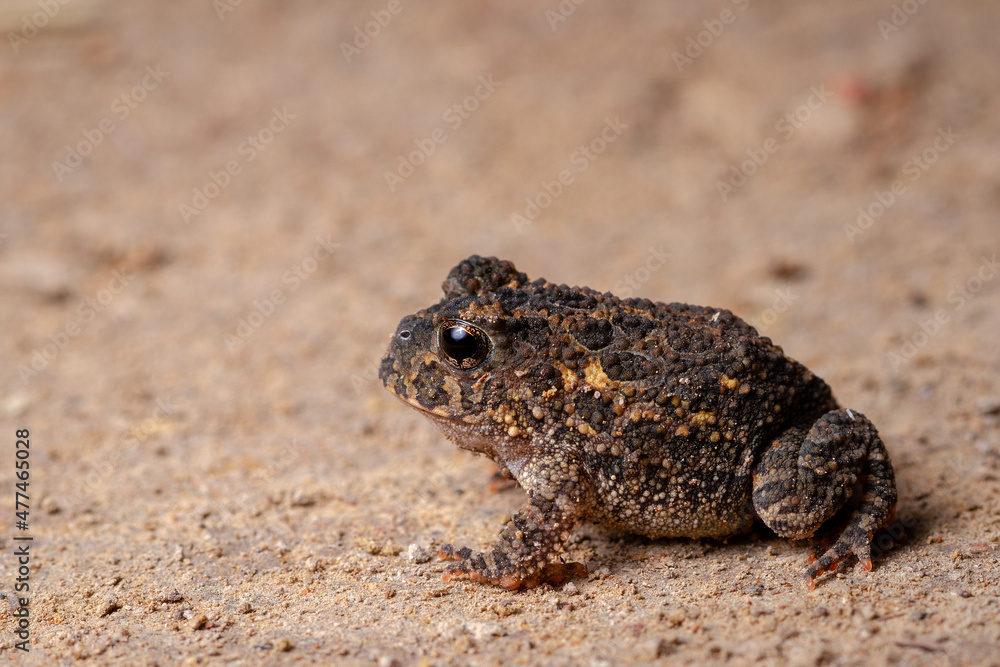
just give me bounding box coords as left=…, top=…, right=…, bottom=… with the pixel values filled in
left=441, top=325, right=480, bottom=361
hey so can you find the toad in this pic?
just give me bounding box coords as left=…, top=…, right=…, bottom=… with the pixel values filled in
left=380, top=256, right=897, bottom=589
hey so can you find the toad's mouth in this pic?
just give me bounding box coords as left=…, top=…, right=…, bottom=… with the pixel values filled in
left=386, top=389, right=497, bottom=455
left=389, top=389, right=481, bottom=427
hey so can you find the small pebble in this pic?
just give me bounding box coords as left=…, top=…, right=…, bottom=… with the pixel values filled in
left=289, top=490, right=316, bottom=506
left=976, top=396, right=1000, bottom=416
left=635, top=637, right=669, bottom=661
left=157, top=589, right=184, bottom=603
left=406, top=544, right=432, bottom=563
left=463, top=621, right=505, bottom=642
left=98, top=595, right=120, bottom=617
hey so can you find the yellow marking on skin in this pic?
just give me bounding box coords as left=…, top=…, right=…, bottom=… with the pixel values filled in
left=442, top=375, right=465, bottom=409
left=461, top=300, right=504, bottom=320
left=583, top=361, right=612, bottom=389
left=690, top=411, right=716, bottom=427
left=553, top=362, right=578, bottom=393
left=720, top=375, right=739, bottom=391
left=471, top=374, right=490, bottom=392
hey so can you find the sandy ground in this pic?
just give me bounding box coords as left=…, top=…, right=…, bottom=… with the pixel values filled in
left=1, top=0, right=999, bottom=664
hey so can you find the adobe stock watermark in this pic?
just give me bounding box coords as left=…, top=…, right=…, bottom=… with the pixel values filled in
left=545, top=0, right=587, bottom=30
left=887, top=255, right=999, bottom=372
left=870, top=453, right=986, bottom=565
left=64, top=397, right=177, bottom=507
left=844, top=126, right=959, bottom=243
left=383, top=75, right=501, bottom=192
left=672, top=0, right=751, bottom=72
left=511, top=116, right=628, bottom=233
left=340, top=0, right=408, bottom=63
left=868, top=512, right=916, bottom=564
left=746, top=288, right=798, bottom=333
left=877, top=0, right=929, bottom=40
left=214, top=439, right=305, bottom=525
left=224, top=236, right=339, bottom=352
left=613, top=245, right=672, bottom=298
left=179, top=107, right=295, bottom=223
left=213, top=0, right=245, bottom=21
left=17, top=270, right=135, bottom=384
left=51, top=65, right=169, bottom=182
left=716, top=84, right=832, bottom=201
left=351, top=358, right=382, bottom=394
left=7, top=0, right=73, bottom=53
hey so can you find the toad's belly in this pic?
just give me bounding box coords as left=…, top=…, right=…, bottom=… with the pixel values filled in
left=585, top=468, right=755, bottom=539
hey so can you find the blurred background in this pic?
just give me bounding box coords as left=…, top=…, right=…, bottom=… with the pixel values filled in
left=1, top=0, right=998, bottom=663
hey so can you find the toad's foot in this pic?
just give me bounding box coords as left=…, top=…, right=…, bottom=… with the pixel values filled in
left=439, top=544, right=585, bottom=589
left=752, top=409, right=897, bottom=588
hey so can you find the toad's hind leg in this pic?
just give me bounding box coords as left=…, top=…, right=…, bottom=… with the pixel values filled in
left=751, top=409, right=897, bottom=585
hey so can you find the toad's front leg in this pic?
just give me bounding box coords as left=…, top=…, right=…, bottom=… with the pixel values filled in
left=438, top=458, right=588, bottom=589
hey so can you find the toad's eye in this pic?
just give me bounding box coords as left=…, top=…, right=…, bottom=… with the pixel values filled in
left=438, top=320, right=492, bottom=370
